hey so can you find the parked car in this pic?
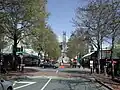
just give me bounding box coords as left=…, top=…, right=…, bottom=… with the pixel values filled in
left=39, top=62, right=58, bottom=69
left=0, top=79, right=13, bottom=90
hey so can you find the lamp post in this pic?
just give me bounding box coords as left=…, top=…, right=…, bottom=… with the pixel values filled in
left=104, top=47, right=108, bottom=76
left=106, top=47, right=107, bottom=58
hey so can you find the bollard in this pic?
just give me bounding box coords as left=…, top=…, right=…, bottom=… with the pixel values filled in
left=20, top=64, right=25, bottom=72
left=91, top=68, right=92, bottom=74
left=104, top=66, right=107, bottom=76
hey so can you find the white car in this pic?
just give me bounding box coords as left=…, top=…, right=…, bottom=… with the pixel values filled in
left=0, top=79, right=13, bottom=90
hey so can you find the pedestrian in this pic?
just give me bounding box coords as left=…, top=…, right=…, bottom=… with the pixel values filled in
left=17, top=55, right=21, bottom=71
left=73, top=58, right=77, bottom=68
left=77, top=62, right=81, bottom=68
left=70, top=59, right=73, bottom=68
left=19, top=53, right=24, bottom=72
left=77, top=55, right=81, bottom=68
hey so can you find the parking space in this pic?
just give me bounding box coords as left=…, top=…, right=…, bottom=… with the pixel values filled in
left=13, top=78, right=49, bottom=90
left=45, top=78, right=108, bottom=90
left=12, top=77, right=108, bottom=90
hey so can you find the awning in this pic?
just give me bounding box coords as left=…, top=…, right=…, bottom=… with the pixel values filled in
left=17, top=49, right=38, bottom=56
left=82, top=52, right=95, bottom=59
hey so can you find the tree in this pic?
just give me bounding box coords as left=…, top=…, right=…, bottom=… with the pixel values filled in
left=0, top=9, right=6, bottom=52
left=0, top=13, right=8, bottom=62
left=67, top=28, right=88, bottom=59
left=31, top=26, right=61, bottom=59
left=105, top=0, right=120, bottom=78
left=107, top=0, right=120, bottom=60
left=115, top=40, right=120, bottom=59
left=0, top=0, right=47, bottom=70
left=73, top=0, right=119, bottom=74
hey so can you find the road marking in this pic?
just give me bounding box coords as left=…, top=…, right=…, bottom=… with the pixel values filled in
left=13, top=81, right=17, bottom=86
left=15, top=81, right=36, bottom=84
left=41, top=78, right=52, bottom=90
left=56, top=70, right=58, bottom=73
left=14, top=81, right=36, bottom=90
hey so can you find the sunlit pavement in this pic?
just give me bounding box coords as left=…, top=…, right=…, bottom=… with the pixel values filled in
left=12, top=76, right=108, bottom=90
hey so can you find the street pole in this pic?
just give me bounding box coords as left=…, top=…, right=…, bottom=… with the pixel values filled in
left=106, top=47, right=107, bottom=58
left=101, top=36, right=102, bottom=60
left=99, top=35, right=102, bottom=74
left=0, top=49, right=1, bottom=74
left=104, top=47, right=107, bottom=76
left=112, top=58, right=115, bottom=79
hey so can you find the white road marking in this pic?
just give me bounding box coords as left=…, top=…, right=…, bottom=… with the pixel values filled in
left=41, top=78, right=52, bottom=90
left=56, top=70, right=58, bottom=74
left=13, top=81, right=17, bottom=86
left=15, top=81, right=36, bottom=83
left=14, top=81, right=36, bottom=90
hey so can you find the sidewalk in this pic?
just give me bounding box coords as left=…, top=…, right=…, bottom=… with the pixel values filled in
left=0, top=68, right=39, bottom=80
left=93, top=74, right=120, bottom=90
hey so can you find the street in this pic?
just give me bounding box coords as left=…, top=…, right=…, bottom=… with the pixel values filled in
left=0, top=0, right=120, bottom=90
left=10, top=67, right=108, bottom=90
left=12, top=77, right=108, bottom=90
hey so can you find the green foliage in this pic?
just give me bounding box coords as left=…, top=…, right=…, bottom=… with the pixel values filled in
left=0, top=0, right=47, bottom=51
left=113, top=40, right=120, bottom=59
left=67, top=29, right=88, bottom=58
left=0, top=34, right=7, bottom=50
left=0, top=0, right=47, bottom=70
left=73, top=0, right=120, bottom=60
left=0, top=0, right=47, bottom=40
left=30, top=25, right=60, bottom=59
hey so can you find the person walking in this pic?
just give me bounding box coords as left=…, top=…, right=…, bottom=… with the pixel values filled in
left=19, top=53, right=24, bottom=72
left=77, top=55, right=81, bottom=68
left=73, top=58, right=77, bottom=68
left=77, top=62, right=80, bottom=68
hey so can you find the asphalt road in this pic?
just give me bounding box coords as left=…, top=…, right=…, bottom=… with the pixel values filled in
left=12, top=76, right=108, bottom=90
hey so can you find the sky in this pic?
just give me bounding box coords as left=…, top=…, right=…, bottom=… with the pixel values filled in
left=47, top=0, right=88, bottom=42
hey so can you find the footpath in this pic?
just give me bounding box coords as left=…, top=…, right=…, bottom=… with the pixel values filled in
left=1, top=67, right=120, bottom=90
left=93, top=74, right=120, bottom=90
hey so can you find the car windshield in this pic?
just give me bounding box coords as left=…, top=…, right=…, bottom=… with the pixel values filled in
left=0, top=0, right=120, bottom=90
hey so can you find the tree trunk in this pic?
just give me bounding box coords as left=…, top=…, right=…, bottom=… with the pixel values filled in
left=97, top=43, right=101, bottom=74
left=110, top=34, right=115, bottom=79
left=0, top=48, right=1, bottom=61
left=96, top=32, right=101, bottom=74
left=0, top=48, right=1, bottom=73
left=12, top=34, right=18, bottom=71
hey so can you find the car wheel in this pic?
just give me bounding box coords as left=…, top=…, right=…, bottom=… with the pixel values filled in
left=7, top=87, right=13, bottom=90
left=53, top=66, right=56, bottom=69
left=42, top=66, right=45, bottom=68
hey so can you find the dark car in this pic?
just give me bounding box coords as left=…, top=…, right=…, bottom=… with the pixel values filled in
left=39, top=62, right=58, bottom=69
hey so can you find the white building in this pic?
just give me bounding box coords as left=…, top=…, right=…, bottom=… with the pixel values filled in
left=2, top=41, right=38, bottom=56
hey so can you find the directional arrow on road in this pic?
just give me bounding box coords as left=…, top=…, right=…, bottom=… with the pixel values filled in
left=13, top=81, right=36, bottom=90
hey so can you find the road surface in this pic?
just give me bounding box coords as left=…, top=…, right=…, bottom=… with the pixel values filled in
left=5, top=67, right=109, bottom=90
left=11, top=70, right=108, bottom=90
